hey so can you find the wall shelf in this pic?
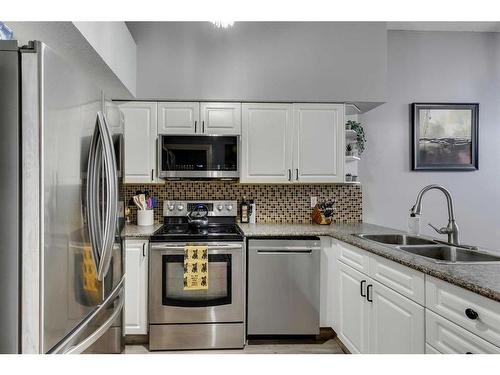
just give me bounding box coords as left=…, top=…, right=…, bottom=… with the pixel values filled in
left=346, top=155, right=361, bottom=162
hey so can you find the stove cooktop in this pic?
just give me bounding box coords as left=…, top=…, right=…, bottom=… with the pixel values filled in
left=150, top=223, right=244, bottom=242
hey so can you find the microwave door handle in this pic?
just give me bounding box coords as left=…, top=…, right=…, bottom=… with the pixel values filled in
left=96, top=111, right=118, bottom=281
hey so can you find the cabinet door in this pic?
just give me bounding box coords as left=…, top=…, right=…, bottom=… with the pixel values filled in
left=118, top=102, right=158, bottom=183
left=369, top=279, right=425, bottom=354
left=338, top=262, right=370, bottom=354
left=426, top=310, right=500, bottom=354
left=240, top=103, right=293, bottom=183
left=157, top=102, right=199, bottom=134
left=292, top=104, right=344, bottom=183
left=200, top=102, right=241, bottom=135
left=125, top=240, right=149, bottom=335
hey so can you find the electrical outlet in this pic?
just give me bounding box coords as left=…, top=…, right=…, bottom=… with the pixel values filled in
left=310, top=196, right=318, bottom=208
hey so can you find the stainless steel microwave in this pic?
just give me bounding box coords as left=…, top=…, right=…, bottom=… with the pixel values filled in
left=158, top=135, right=239, bottom=180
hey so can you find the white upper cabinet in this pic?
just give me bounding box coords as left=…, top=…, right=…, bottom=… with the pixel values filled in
left=118, top=101, right=158, bottom=183
left=240, top=103, right=293, bottom=183
left=292, top=104, right=344, bottom=183
left=157, top=102, right=200, bottom=134
left=240, top=103, right=345, bottom=184
left=200, top=102, right=241, bottom=135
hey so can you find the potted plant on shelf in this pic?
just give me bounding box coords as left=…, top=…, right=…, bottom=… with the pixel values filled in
left=346, top=143, right=355, bottom=156
left=345, top=120, right=366, bottom=156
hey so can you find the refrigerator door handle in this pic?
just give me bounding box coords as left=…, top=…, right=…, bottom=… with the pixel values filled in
left=86, top=117, right=104, bottom=275
left=96, top=111, right=118, bottom=281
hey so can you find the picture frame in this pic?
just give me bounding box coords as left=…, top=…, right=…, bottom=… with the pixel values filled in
left=411, top=103, right=479, bottom=171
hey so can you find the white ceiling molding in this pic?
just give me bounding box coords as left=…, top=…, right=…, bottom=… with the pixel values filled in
left=388, top=22, right=500, bottom=33
left=6, top=21, right=136, bottom=98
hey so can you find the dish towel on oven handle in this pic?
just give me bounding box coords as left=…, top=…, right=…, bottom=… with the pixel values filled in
left=184, top=245, right=208, bottom=290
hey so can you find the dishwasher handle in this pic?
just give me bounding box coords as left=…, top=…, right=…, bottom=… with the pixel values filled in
left=256, top=250, right=313, bottom=255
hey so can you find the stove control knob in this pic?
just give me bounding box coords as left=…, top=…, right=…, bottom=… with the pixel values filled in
left=168, top=204, right=175, bottom=211
left=226, top=204, right=233, bottom=211
left=217, top=204, right=224, bottom=211
left=177, top=204, right=184, bottom=211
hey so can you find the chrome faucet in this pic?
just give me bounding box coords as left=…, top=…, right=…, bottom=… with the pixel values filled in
left=410, top=185, right=460, bottom=246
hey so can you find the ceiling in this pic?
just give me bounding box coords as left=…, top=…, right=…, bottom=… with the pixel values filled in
left=387, top=22, right=500, bottom=32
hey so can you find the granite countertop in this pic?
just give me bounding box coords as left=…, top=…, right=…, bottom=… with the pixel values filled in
left=238, top=222, right=500, bottom=302
left=122, top=223, right=163, bottom=238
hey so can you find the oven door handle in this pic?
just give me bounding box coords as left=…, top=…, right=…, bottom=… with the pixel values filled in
left=150, top=243, right=242, bottom=251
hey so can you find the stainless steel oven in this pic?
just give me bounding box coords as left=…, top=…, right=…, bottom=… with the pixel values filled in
left=158, top=135, right=239, bottom=180
left=149, top=241, right=245, bottom=350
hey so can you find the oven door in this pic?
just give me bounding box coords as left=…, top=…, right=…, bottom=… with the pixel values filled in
left=149, top=242, right=245, bottom=324
left=158, top=135, right=239, bottom=179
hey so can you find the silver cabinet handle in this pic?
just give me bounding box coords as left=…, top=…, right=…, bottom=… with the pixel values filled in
left=288, top=169, right=291, bottom=181
left=194, top=120, right=197, bottom=133
left=296, top=168, right=299, bottom=181
left=202, top=120, right=205, bottom=133
left=142, top=243, right=146, bottom=257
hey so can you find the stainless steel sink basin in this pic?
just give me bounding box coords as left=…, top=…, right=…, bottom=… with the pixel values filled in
left=356, top=233, right=437, bottom=246
left=398, top=245, right=500, bottom=263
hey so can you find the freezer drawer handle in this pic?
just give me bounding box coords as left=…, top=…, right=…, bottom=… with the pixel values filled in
left=64, top=292, right=124, bottom=354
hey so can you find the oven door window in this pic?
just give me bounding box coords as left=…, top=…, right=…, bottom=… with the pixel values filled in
left=162, top=254, right=232, bottom=307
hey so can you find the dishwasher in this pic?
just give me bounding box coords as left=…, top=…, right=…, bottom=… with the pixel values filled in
left=247, top=237, right=321, bottom=336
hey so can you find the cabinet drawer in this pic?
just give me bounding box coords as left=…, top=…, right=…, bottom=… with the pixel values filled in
left=426, top=310, right=500, bottom=354
left=426, top=276, right=500, bottom=347
left=369, top=255, right=425, bottom=305
left=337, top=241, right=370, bottom=274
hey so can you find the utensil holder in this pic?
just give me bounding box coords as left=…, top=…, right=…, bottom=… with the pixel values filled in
left=137, top=210, right=154, bottom=226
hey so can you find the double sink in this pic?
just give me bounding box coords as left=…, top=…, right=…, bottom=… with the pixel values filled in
left=355, top=234, right=500, bottom=264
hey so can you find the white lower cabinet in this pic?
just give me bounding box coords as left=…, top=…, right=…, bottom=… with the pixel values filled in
left=369, top=279, right=424, bottom=353
left=338, top=262, right=370, bottom=353
left=125, top=239, right=149, bottom=335
left=332, top=240, right=500, bottom=354
left=337, top=260, right=424, bottom=354
left=426, top=310, right=500, bottom=354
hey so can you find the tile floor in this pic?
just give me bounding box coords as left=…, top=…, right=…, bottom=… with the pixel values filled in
left=124, top=339, right=345, bottom=354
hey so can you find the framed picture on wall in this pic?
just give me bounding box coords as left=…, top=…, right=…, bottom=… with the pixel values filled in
left=411, top=103, right=479, bottom=170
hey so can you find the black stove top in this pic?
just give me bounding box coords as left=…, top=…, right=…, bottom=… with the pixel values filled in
left=151, top=223, right=243, bottom=242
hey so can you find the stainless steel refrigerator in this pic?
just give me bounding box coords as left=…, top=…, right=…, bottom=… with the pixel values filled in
left=0, top=40, right=125, bottom=354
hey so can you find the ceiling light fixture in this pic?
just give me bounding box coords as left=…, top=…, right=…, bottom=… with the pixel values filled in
left=211, top=21, right=234, bottom=29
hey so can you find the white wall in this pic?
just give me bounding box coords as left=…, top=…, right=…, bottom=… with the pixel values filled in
left=360, top=30, right=500, bottom=251
left=73, top=22, right=137, bottom=96
left=126, top=22, right=387, bottom=105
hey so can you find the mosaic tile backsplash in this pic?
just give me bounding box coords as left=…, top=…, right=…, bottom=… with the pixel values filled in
left=121, top=182, right=362, bottom=224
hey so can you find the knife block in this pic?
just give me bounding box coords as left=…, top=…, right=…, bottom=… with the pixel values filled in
left=311, top=206, right=332, bottom=225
